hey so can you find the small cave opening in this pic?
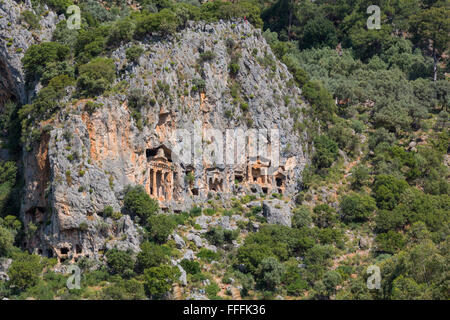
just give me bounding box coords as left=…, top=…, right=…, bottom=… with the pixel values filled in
left=60, top=247, right=69, bottom=255
left=76, top=244, right=82, bottom=254
left=146, top=148, right=158, bottom=158
left=191, top=188, right=199, bottom=196
left=47, top=249, right=54, bottom=258
left=38, top=249, right=43, bottom=255
left=25, top=206, right=46, bottom=224
left=146, top=146, right=173, bottom=162
left=276, top=176, right=284, bottom=187
left=251, top=187, right=258, bottom=193
left=235, top=174, right=244, bottom=183
left=262, top=187, right=268, bottom=194
left=209, top=178, right=223, bottom=192
left=157, top=113, right=170, bottom=126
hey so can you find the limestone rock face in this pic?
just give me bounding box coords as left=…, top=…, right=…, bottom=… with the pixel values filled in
left=262, top=199, right=292, bottom=227
left=15, top=19, right=310, bottom=261
left=0, top=0, right=61, bottom=107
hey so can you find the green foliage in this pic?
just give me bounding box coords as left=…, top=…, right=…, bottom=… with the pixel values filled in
left=204, top=226, right=238, bottom=247
left=189, top=206, right=202, bottom=217
left=200, top=0, right=263, bottom=28
left=77, top=57, right=116, bottom=97
left=21, top=10, right=40, bottom=30
left=292, top=205, right=312, bottom=228
left=143, top=265, right=179, bottom=298
left=180, top=259, right=200, bottom=275
left=8, top=252, right=43, bottom=290
left=197, top=248, right=220, bottom=262
left=124, top=185, right=159, bottom=224
left=303, top=80, right=336, bottom=122
left=134, top=8, right=180, bottom=38
left=340, top=193, right=376, bottom=224
left=35, top=0, right=73, bottom=15
left=0, top=225, right=14, bottom=257
left=301, top=16, right=337, bottom=49
left=312, top=204, right=336, bottom=228
left=312, top=134, right=339, bottom=170
left=255, top=256, right=285, bottom=291
left=0, top=161, right=18, bottom=217
left=205, top=281, right=220, bottom=299
left=238, top=225, right=314, bottom=274
left=375, top=231, right=406, bottom=254
left=126, top=45, right=144, bottom=63
left=101, top=278, right=146, bottom=300
left=350, top=165, right=370, bottom=190
left=147, top=214, right=176, bottom=243
left=105, top=249, right=135, bottom=275
left=372, top=175, right=410, bottom=210
left=135, top=241, right=169, bottom=274
left=22, top=42, right=70, bottom=83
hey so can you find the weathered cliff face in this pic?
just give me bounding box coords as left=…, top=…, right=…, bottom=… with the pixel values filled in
left=0, top=0, right=61, bottom=107
left=19, top=20, right=311, bottom=262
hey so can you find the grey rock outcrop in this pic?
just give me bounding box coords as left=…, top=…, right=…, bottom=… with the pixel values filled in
left=262, top=199, right=292, bottom=227
left=173, top=234, right=186, bottom=249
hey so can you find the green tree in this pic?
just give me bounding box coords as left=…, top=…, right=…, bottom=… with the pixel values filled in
left=292, top=205, right=312, bottom=228
left=313, top=204, right=337, bottom=228
left=323, top=270, right=342, bottom=297
left=22, top=42, right=70, bottom=82
left=375, top=231, right=406, bottom=254
left=301, top=16, right=338, bottom=49
left=77, top=57, right=116, bottom=97
left=372, top=175, right=409, bottom=210
left=135, top=241, right=168, bottom=273
left=312, top=135, right=339, bottom=170
left=410, top=4, right=450, bottom=81
left=143, top=265, right=179, bottom=298
left=350, top=165, right=370, bottom=190
left=105, top=249, right=135, bottom=275
left=8, top=252, right=43, bottom=290
left=123, top=185, right=159, bottom=225
left=0, top=226, right=14, bottom=257
left=147, top=214, right=176, bottom=243
left=303, top=81, right=336, bottom=122
left=340, top=192, right=376, bottom=223
left=255, top=257, right=285, bottom=291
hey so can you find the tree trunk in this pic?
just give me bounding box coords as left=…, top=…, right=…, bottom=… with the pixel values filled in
left=288, top=2, right=293, bottom=41
left=433, top=47, right=437, bottom=82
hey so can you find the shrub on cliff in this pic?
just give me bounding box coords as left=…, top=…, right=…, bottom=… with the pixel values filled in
left=135, top=241, right=169, bottom=274
left=143, top=265, right=180, bottom=298
left=8, top=252, right=43, bottom=290
left=312, top=134, right=339, bottom=170
left=105, top=249, right=135, bottom=276
left=123, top=185, right=159, bottom=225
left=340, top=193, right=377, bottom=224
left=22, top=42, right=70, bottom=83
left=76, top=57, right=116, bottom=97
left=147, top=214, right=176, bottom=244
left=0, top=225, right=14, bottom=257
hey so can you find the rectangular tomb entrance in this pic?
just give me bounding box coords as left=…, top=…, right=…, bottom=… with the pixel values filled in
left=147, top=147, right=174, bottom=202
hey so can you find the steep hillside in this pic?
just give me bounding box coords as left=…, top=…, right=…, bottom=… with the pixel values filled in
left=20, top=20, right=311, bottom=263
